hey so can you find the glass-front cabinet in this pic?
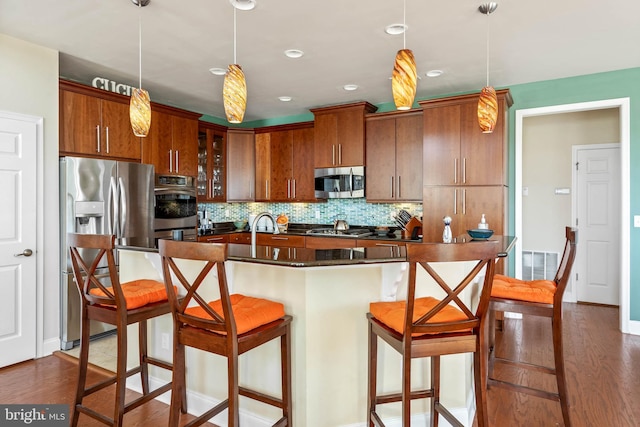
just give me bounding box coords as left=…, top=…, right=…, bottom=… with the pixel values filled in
left=197, top=122, right=227, bottom=202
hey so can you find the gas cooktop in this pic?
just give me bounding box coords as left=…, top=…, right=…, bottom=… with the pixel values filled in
left=305, top=227, right=372, bottom=238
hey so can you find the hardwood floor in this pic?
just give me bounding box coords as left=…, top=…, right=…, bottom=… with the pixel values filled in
left=485, top=302, right=640, bottom=426
left=0, top=303, right=638, bottom=426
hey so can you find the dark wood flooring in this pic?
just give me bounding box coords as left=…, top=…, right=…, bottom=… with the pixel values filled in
left=0, top=303, right=638, bottom=426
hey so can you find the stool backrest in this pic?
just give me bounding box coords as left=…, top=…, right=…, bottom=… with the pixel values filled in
left=404, top=240, right=502, bottom=336
left=68, top=233, right=123, bottom=307
left=158, top=240, right=236, bottom=336
left=553, top=227, right=578, bottom=305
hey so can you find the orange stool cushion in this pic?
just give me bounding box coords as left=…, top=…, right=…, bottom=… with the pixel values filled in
left=491, top=274, right=556, bottom=304
left=370, top=297, right=468, bottom=336
left=89, top=279, right=170, bottom=309
left=185, top=294, right=285, bottom=335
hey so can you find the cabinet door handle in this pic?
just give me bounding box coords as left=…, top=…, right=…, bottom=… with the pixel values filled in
left=96, top=125, right=101, bottom=153
left=454, top=158, right=458, bottom=184
left=287, top=179, right=291, bottom=198
left=390, top=176, right=394, bottom=198
left=338, top=144, right=342, bottom=165
left=292, top=179, right=296, bottom=199
left=105, top=127, right=110, bottom=153
left=175, top=150, right=179, bottom=173
left=454, top=188, right=457, bottom=215
left=272, top=236, right=289, bottom=240
left=265, top=180, right=269, bottom=199
left=462, top=188, right=466, bottom=214
left=332, top=145, right=336, bottom=165
left=169, top=149, right=173, bottom=172
left=398, top=176, right=402, bottom=198
left=462, top=157, right=466, bottom=184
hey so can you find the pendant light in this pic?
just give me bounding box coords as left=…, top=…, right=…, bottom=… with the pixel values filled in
left=223, top=4, right=247, bottom=124
left=129, top=0, right=151, bottom=137
left=477, top=2, right=498, bottom=133
left=391, top=0, right=417, bottom=111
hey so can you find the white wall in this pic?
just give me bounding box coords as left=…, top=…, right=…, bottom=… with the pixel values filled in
left=0, top=33, right=60, bottom=351
left=522, top=108, right=619, bottom=253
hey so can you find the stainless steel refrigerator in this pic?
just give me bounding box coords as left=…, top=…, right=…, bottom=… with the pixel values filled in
left=59, top=157, right=155, bottom=350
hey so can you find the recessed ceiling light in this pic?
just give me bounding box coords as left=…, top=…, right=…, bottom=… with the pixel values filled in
left=229, top=0, right=256, bottom=11
left=209, top=67, right=227, bottom=76
left=426, top=70, right=443, bottom=77
left=284, top=49, right=304, bottom=59
left=343, top=84, right=359, bottom=91
left=278, top=96, right=292, bottom=102
left=385, top=24, right=407, bottom=35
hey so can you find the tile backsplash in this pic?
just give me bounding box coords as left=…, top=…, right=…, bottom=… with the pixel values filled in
left=199, top=199, right=422, bottom=227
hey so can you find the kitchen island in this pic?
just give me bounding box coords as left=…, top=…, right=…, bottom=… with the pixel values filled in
left=119, top=237, right=514, bottom=427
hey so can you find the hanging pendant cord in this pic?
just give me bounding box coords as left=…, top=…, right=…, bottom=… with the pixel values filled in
left=402, top=0, right=406, bottom=49
left=233, top=7, right=237, bottom=64
left=485, top=9, right=490, bottom=87
left=138, top=1, right=142, bottom=89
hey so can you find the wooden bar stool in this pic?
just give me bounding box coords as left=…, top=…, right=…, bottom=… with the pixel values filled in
left=367, top=240, right=502, bottom=427
left=158, top=239, right=293, bottom=427
left=488, top=226, right=577, bottom=426
left=67, top=233, right=180, bottom=427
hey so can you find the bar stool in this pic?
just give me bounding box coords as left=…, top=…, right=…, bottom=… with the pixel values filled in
left=67, top=233, right=180, bottom=427
left=488, top=226, right=577, bottom=426
left=366, top=240, right=501, bottom=427
left=158, top=239, right=293, bottom=427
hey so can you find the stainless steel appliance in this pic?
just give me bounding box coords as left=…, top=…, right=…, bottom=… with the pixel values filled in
left=154, top=174, right=197, bottom=243
left=314, top=166, right=365, bottom=198
left=306, top=227, right=372, bottom=237
left=59, top=157, right=155, bottom=350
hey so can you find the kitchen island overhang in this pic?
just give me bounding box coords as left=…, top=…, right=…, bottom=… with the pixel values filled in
left=118, top=237, right=515, bottom=426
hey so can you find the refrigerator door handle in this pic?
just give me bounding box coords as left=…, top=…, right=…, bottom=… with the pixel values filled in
left=118, top=176, right=127, bottom=238
left=109, top=176, right=118, bottom=236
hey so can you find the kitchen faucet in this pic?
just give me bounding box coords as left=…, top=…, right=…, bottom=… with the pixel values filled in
left=250, top=212, right=279, bottom=257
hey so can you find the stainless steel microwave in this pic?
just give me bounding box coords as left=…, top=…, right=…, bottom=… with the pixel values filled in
left=314, top=166, right=365, bottom=199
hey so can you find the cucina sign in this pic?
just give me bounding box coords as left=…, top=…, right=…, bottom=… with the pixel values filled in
left=91, top=77, right=137, bottom=96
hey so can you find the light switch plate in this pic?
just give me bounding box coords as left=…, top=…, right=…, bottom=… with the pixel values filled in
left=634, top=215, right=640, bottom=228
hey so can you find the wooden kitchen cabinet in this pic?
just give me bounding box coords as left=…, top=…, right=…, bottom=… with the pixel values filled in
left=197, top=122, right=227, bottom=202
left=420, top=90, right=512, bottom=186
left=226, top=129, right=255, bottom=202
left=305, top=236, right=357, bottom=249
left=60, top=81, right=141, bottom=160
left=421, top=186, right=506, bottom=242
left=311, top=102, right=377, bottom=168
left=229, top=232, right=251, bottom=244
left=257, top=233, right=305, bottom=248
left=255, top=123, right=316, bottom=202
left=365, top=110, right=423, bottom=202
left=142, top=108, right=199, bottom=177
left=197, top=234, right=229, bottom=243
left=356, top=239, right=407, bottom=248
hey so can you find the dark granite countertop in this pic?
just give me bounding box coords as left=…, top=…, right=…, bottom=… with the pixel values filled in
left=119, top=235, right=516, bottom=268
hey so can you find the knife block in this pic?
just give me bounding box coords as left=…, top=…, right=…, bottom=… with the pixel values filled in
left=402, top=217, right=423, bottom=240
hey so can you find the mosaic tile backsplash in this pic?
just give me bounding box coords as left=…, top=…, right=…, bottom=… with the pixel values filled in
left=199, top=199, right=423, bottom=228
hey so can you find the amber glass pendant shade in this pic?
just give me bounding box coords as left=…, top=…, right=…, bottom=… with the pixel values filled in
left=223, top=64, right=247, bottom=124
left=477, top=85, right=498, bottom=133
left=392, top=49, right=417, bottom=111
left=129, top=88, right=151, bottom=137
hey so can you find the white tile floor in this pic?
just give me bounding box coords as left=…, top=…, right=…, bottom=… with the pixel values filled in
left=63, top=334, right=117, bottom=372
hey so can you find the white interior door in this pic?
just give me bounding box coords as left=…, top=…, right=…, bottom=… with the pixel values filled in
left=0, top=114, right=37, bottom=367
left=575, top=145, right=621, bottom=305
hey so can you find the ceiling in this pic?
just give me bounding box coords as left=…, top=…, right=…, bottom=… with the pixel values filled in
left=1, top=0, right=639, bottom=123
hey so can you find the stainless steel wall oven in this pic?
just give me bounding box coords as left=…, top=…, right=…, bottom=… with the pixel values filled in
left=154, top=174, right=197, bottom=242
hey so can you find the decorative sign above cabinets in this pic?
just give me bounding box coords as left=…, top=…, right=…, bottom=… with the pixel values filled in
left=91, top=77, right=135, bottom=96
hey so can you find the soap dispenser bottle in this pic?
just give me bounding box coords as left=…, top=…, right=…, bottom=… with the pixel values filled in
left=443, top=216, right=452, bottom=243
left=478, top=214, right=488, bottom=230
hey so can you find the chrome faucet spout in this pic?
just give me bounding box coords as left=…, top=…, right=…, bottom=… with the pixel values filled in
left=250, top=212, right=279, bottom=257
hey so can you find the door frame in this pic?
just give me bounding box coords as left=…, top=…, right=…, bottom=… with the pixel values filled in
left=0, top=110, right=45, bottom=358
left=514, top=98, right=631, bottom=334
left=571, top=143, right=621, bottom=305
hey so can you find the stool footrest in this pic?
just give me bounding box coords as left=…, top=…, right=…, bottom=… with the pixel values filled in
left=239, top=386, right=283, bottom=408
left=434, top=402, right=464, bottom=427
left=488, top=377, right=561, bottom=401
left=183, top=399, right=229, bottom=427
left=144, top=355, right=173, bottom=372
left=492, top=355, right=556, bottom=375
left=375, top=388, right=433, bottom=405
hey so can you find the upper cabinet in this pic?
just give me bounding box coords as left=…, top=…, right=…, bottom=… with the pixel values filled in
left=142, top=107, right=200, bottom=177
left=226, top=128, right=256, bottom=202
left=59, top=81, right=141, bottom=161
left=197, top=122, right=227, bottom=202
left=365, top=110, right=423, bottom=202
left=419, top=90, right=513, bottom=186
left=255, top=123, right=316, bottom=202
left=311, top=102, right=377, bottom=168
